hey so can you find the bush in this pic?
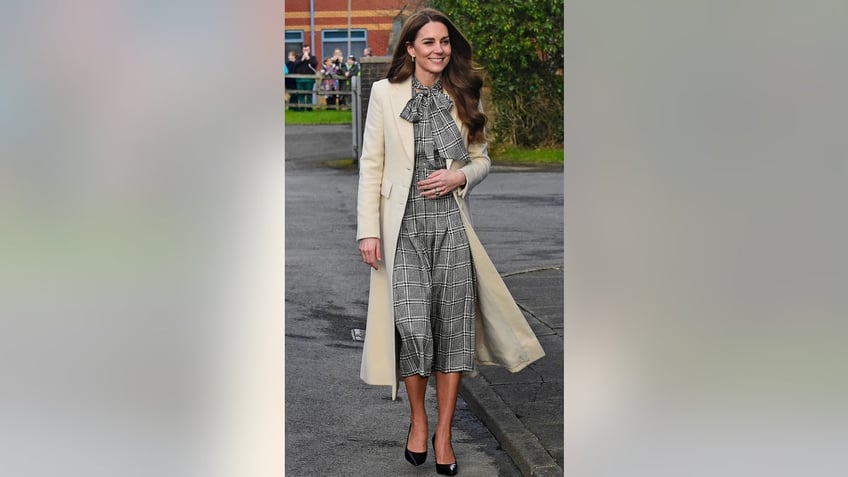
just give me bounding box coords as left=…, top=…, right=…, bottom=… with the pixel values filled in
left=431, top=0, right=564, bottom=148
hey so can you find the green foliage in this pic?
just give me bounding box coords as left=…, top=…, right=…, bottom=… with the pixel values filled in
left=491, top=144, right=564, bottom=165
left=430, top=0, right=563, bottom=147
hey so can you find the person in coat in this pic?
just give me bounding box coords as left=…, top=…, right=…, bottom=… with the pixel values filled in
left=284, top=50, right=299, bottom=108
left=292, top=44, right=318, bottom=109
left=356, top=8, right=544, bottom=476
left=338, top=55, right=360, bottom=106
left=320, top=57, right=339, bottom=106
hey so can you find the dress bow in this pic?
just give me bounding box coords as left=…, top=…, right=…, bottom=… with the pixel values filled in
left=399, top=78, right=470, bottom=167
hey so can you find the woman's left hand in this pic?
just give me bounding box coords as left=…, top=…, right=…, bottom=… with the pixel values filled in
left=418, top=169, right=466, bottom=199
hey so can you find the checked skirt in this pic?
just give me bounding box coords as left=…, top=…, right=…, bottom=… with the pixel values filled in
left=393, top=149, right=476, bottom=378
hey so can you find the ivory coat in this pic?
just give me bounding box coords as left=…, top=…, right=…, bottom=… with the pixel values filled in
left=356, top=77, right=545, bottom=399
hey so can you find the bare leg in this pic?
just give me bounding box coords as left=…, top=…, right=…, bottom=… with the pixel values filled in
left=404, top=374, right=429, bottom=452
left=434, top=371, right=461, bottom=463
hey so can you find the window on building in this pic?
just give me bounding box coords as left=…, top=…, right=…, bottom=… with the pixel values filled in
left=285, top=30, right=304, bottom=56
left=321, top=29, right=367, bottom=60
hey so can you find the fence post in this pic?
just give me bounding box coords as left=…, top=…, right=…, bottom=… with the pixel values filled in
left=351, top=75, right=363, bottom=163
left=354, top=56, right=391, bottom=170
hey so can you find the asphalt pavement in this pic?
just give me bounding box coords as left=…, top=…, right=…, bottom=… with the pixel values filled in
left=285, top=124, right=563, bottom=476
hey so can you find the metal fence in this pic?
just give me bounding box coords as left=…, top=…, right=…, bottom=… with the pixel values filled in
left=285, top=73, right=363, bottom=161
left=284, top=73, right=356, bottom=110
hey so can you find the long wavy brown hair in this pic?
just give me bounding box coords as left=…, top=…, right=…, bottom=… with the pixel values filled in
left=386, top=8, right=487, bottom=144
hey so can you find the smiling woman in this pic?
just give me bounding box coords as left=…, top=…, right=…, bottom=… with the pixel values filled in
left=405, top=21, right=452, bottom=87
left=355, top=8, right=544, bottom=477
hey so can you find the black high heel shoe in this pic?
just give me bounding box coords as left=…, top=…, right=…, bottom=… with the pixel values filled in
left=404, top=424, right=427, bottom=466
left=432, top=434, right=458, bottom=475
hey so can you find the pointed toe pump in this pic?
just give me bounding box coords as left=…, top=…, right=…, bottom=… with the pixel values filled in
left=432, top=434, right=458, bottom=475
left=404, top=424, right=427, bottom=466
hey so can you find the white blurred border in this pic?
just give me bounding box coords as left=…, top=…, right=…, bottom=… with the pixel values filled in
left=1, top=1, right=284, bottom=476
left=566, top=1, right=848, bottom=475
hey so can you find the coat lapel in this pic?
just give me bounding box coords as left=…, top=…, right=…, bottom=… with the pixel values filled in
left=388, top=77, right=414, bottom=164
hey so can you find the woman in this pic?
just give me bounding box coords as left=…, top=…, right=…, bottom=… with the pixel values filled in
left=320, top=57, right=339, bottom=106
left=332, top=48, right=345, bottom=68
left=356, top=8, right=544, bottom=475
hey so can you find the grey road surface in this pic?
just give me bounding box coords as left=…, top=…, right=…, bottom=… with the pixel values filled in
left=285, top=124, right=562, bottom=476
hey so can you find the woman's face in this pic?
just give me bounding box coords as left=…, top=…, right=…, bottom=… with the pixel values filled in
left=406, top=20, right=451, bottom=84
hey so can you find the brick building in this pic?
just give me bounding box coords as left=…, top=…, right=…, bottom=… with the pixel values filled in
left=284, top=0, right=429, bottom=60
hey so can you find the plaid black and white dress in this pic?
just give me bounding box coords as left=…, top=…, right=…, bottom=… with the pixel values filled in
left=393, top=78, right=476, bottom=378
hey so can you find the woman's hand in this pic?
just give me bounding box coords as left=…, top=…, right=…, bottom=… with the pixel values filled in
left=417, top=169, right=467, bottom=199
left=358, top=237, right=382, bottom=270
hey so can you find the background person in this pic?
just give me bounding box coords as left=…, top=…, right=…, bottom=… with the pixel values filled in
left=292, top=44, right=318, bottom=109
left=339, top=55, right=360, bottom=106
left=284, top=50, right=298, bottom=106
left=320, top=57, right=340, bottom=106
left=331, top=48, right=345, bottom=69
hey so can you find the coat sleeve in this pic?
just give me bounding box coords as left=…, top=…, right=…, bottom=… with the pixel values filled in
left=356, top=81, right=386, bottom=241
